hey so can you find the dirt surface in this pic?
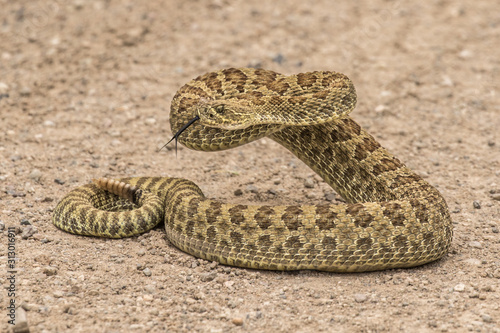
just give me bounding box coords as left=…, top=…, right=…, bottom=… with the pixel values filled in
left=1, top=1, right=499, bottom=332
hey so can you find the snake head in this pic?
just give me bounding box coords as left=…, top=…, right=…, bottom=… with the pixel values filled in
left=196, top=101, right=254, bottom=130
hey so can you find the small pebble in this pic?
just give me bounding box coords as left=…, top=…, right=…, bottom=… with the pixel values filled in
left=108, top=130, right=121, bottom=137
left=200, top=272, right=217, bottom=282
left=459, top=49, right=473, bottom=59
left=234, top=189, right=243, bottom=196
left=480, top=285, right=493, bottom=292
left=62, top=304, right=76, bottom=314
left=144, top=284, right=156, bottom=294
left=267, top=189, right=277, bottom=196
left=272, top=53, right=285, bottom=64
left=0, top=221, right=5, bottom=231
left=20, top=219, right=31, bottom=225
left=143, top=268, right=152, bottom=276
left=0, top=81, right=9, bottom=93
left=469, top=241, right=482, bottom=249
left=54, top=178, right=65, bottom=185
left=354, top=294, right=368, bottom=303
left=324, top=192, right=336, bottom=201
left=21, top=303, right=40, bottom=311
left=19, top=86, right=32, bottom=96
left=21, top=225, right=36, bottom=239
left=43, top=266, right=58, bottom=276
left=246, top=185, right=259, bottom=193
left=232, top=317, right=244, bottom=326
left=29, top=169, right=42, bottom=182
left=473, top=201, right=481, bottom=209
left=304, top=178, right=315, bottom=188
left=145, top=117, right=156, bottom=125
left=305, top=192, right=316, bottom=199
left=469, top=292, right=479, bottom=299
left=491, top=193, right=500, bottom=201
left=481, top=314, right=493, bottom=323
left=464, top=258, right=481, bottom=266
left=43, top=120, right=55, bottom=127
left=6, top=189, right=25, bottom=197
left=129, top=324, right=145, bottom=330
left=14, top=307, right=29, bottom=333
left=453, top=283, right=466, bottom=292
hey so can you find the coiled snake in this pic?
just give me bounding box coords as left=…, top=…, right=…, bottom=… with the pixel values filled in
left=53, top=68, right=452, bottom=272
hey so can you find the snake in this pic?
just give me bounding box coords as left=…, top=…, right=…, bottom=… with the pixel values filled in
left=53, top=68, right=453, bottom=272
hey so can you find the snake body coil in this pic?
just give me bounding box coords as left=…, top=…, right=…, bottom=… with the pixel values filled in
left=53, top=68, right=452, bottom=272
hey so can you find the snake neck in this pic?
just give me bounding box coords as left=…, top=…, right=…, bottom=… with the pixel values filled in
left=270, top=117, right=443, bottom=204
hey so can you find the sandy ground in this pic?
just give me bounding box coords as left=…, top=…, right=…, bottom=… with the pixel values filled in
left=1, top=1, right=499, bottom=332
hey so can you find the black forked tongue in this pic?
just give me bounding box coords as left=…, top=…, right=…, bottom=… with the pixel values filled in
left=160, top=115, right=200, bottom=155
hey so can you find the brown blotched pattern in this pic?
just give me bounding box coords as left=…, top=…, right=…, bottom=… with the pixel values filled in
left=53, top=68, right=452, bottom=272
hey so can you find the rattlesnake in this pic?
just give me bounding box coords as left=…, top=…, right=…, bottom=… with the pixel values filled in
left=53, top=68, right=452, bottom=272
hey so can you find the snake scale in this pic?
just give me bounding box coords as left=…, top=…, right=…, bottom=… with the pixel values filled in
left=53, top=68, right=453, bottom=272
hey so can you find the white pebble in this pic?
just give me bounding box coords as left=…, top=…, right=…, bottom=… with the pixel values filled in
left=29, top=169, right=42, bottom=182
left=459, top=49, right=473, bottom=59
left=50, top=36, right=60, bottom=45
left=482, top=314, right=493, bottom=323
left=469, top=241, right=482, bottom=248
left=0, top=82, right=8, bottom=93
left=453, top=283, right=466, bottom=292
left=464, top=258, right=481, bottom=266
left=354, top=293, right=368, bottom=303
left=145, top=117, right=156, bottom=125
left=441, top=75, right=454, bottom=87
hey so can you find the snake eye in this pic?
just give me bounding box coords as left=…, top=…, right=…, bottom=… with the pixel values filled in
left=215, top=105, right=225, bottom=114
